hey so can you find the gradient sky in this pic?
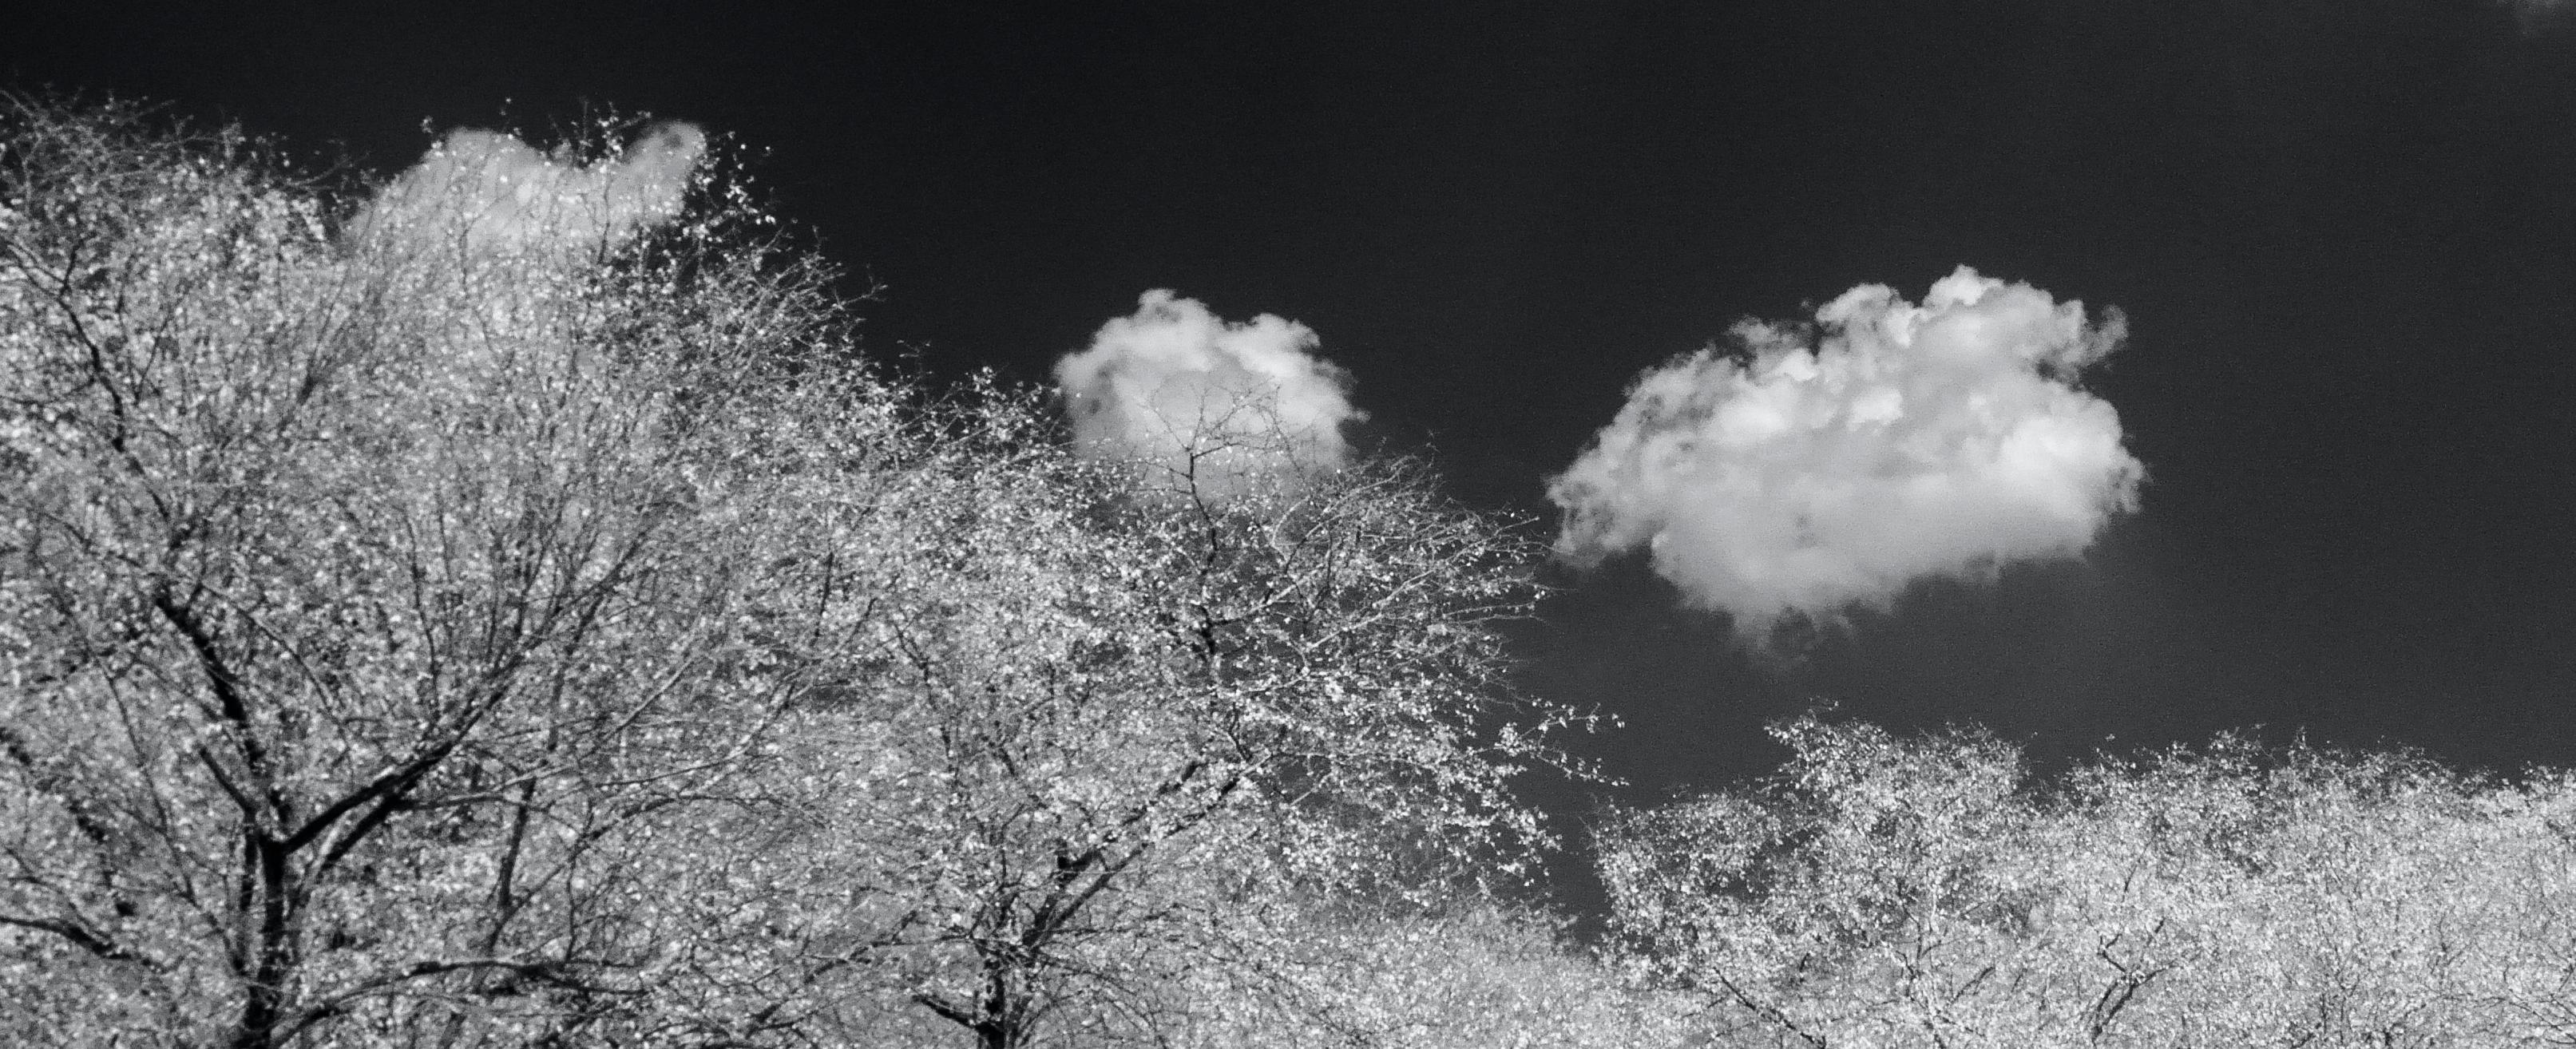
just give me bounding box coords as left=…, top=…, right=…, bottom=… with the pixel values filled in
left=15, top=1, right=2576, bottom=808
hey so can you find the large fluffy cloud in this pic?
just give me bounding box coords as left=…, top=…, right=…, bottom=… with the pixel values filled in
left=349, top=122, right=705, bottom=253
left=1549, top=267, right=2143, bottom=633
left=1055, top=291, right=1360, bottom=498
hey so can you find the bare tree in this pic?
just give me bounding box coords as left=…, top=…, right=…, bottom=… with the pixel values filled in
left=793, top=399, right=1587, bottom=1048
left=0, top=99, right=898, bottom=1049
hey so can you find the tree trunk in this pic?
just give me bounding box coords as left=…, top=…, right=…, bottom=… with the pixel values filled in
left=229, top=835, right=294, bottom=1049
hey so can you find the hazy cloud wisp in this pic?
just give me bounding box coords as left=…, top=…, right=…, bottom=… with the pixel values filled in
left=1055, top=291, right=1360, bottom=498
left=2509, top=0, right=2572, bottom=32
left=351, top=122, right=706, bottom=254
left=1549, top=267, right=2143, bottom=635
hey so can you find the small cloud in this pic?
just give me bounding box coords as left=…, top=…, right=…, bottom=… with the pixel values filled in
left=350, top=121, right=705, bottom=254
left=1054, top=291, right=1361, bottom=499
left=1548, top=266, right=2143, bottom=636
left=2507, top=0, right=2573, bottom=33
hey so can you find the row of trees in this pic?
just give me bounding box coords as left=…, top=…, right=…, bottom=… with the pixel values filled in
left=1599, top=718, right=2576, bottom=1047
left=14, top=100, right=2576, bottom=1049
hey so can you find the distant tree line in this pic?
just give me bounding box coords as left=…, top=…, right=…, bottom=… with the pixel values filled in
left=7, top=99, right=2576, bottom=1049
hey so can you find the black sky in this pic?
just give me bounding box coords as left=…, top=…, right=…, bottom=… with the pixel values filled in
left=14, top=0, right=2576, bottom=801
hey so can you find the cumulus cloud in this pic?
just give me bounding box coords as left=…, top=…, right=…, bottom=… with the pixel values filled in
left=1548, top=266, right=2142, bottom=635
left=350, top=121, right=705, bottom=253
left=1054, top=291, right=1360, bottom=499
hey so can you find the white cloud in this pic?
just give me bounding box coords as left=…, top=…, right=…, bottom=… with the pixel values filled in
left=1548, top=267, right=2143, bottom=635
left=1054, top=291, right=1360, bottom=499
left=350, top=122, right=705, bottom=254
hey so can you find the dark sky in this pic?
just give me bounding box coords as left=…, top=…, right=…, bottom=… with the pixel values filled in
left=16, top=1, right=2576, bottom=803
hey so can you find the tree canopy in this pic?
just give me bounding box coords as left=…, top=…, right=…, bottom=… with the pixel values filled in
left=0, top=100, right=1583, bottom=1049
